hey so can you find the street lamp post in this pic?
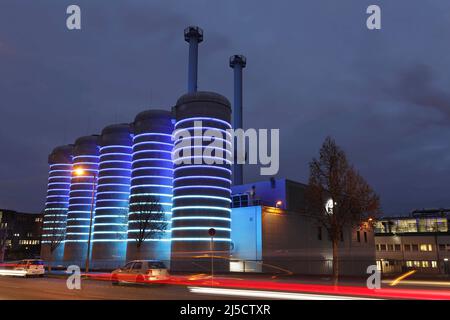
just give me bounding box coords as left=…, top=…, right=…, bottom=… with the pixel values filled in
left=74, top=168, right=97, bottom=274
left=208, top=228, right=216, bottom=287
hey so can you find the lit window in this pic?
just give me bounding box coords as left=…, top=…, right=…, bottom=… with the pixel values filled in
left=406, top=261, right=413, bottom=267
left=431, top=261, right=437, bottom=268
left=422, top=261, right=429, bottom=268
left=413, top=261, right=420, bottom=267
left=420, top=244, right=432, bottom=252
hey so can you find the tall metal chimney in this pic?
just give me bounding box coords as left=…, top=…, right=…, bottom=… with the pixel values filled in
left=229, top=54, right=247, bottom=186
left=184, top=26, right=203, bottom=93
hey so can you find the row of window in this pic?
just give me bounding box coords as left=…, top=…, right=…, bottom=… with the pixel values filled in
left=18, top=240, right=40, bottom=245
left=377, top=243, right=450, bottom=252
left=377, top=243, right=434, bottom=252
left=405, top=260, right=438, bottom=268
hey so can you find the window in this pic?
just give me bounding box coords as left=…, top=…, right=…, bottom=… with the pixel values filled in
left=317, top=227, right=322, bottom=241
left=413, top=261, right=420, bottom=267
left=395, top=244, right=401, bottom=251
left=404, top=244, right=411, bottom=251
left=431, top=261, right=437, bottom=268
left=133, top=262, right=142, bottom=270
left=364, top=231, right=367, bottom=243
left=406, top=261, right=413, bottom=267
left=420, top=244, right=433, bottom=252
left=356, top=231, right=360, bottom=242
left=376, top=244, right=380, bottom=251
left=412, top=244, right=419, bottom=252
left=388, top=244, right=394, bottom=251
left=421, top=261, right=429, bottom=268
left=439, top=244, right=446, bottom=251
left=380, top=244, right=387, bottom=251
left=122, top=262, right=134, bottom=270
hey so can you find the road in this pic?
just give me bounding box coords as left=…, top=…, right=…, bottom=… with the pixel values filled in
left=0, top=275, right=230, bottom=300
left=1, top=274, right=450, bottom=300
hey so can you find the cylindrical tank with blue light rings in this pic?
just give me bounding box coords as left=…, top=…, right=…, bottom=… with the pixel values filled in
left=91, top=124, right=133, bottom=269
left=41, top=144, right=74, bottom=264
left=63, top=135, right=100, bottom=265
left=126, top=110, right=174, bottom=265
left=171, top=91, right=232, bottom=272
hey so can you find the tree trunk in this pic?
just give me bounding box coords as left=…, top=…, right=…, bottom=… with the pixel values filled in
left=332, top=238, right=339, bottom=286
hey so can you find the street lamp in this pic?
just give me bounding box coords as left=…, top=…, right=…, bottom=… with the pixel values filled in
left=74, top=167, right=97, bottom=274
left=208, top=228, right=216, bottom=287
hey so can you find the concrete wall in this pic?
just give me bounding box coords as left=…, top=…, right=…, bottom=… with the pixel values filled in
left=261, top=207, right=376, bottom=276
left=230, top=206, right=262, bottom=272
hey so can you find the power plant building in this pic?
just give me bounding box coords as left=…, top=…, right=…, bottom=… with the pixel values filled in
left=40, top=26, right=374, bottom=275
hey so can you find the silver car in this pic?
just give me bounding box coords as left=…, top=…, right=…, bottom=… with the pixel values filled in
left=111, top=260, right=169, bottom=285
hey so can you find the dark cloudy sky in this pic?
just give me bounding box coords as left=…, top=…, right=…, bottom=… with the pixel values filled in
left=1, top=0, right=450, bottom=215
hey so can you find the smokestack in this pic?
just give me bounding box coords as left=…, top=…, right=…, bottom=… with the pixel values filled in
left=184, top=26, right=203, bottom=93
left=229, top=54, right=247, bottom=186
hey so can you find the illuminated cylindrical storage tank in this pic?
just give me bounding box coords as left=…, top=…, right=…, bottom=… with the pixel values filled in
left=126, top=110, right=174, bottom=264
left=41, top=145, right=74, bottom=264
left=171, top=91, right=232, bottom=272
left=91, top=124, right=133, bottom=269
left=63, top=135, right=100, bottom=266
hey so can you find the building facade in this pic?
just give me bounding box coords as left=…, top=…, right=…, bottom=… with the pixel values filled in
left=0, top=209, right=42, bottom=261
left=374, top=209, right=450, bottom=275
left=230, top=179, right=376, bottom=276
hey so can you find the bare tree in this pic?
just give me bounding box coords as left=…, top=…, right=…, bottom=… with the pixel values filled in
left=129, top=195, right=168, bottom=258
left=306, top=137, right=380, bottom=285
left=42, top=218, right=66, bottom=271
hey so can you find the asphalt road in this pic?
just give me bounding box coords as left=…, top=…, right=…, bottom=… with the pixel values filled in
left=0, top=275, right=232, bottom=300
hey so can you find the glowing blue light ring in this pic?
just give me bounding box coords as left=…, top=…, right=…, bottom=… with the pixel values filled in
left=171, top=227, right=231, bottom=232
left=131, top=167, right=174, bottom=173
left=99, top=168, right=131, bottom=172
left=174, top=156, right=232, bottom=164
left=172, top=195, right=231, bottom=202
left=174, top=165, right=231, bottom=174
left=98, top=176, right=131, bottom=180
left=174, top=176, right=231, bottom=184
left=133, top=141, right=173, bottom=148
left=130, top=184, right=172, bottom=189
left=172, top=206, right=231, bottom=212
left=130, top=193, right=172, bottom=198
left=175, top=117, right=231, bottom=128
left=172, top=146, right=232, bottom=155
left=174, top=135, right=232, bottom=146
left=133, top=149, right=172, bottom=155
left=133, top=133, right=172, bottom=140
left=171, top=216, right=231, bottom=221
left=173, top=185, right=231, bottom=193
left=100, top=145, right=132, bottom=151
left=132, top=158, right=172, bottom=164
left=130, top=175, right=172, bottom=181
left=100, top=152, right=132, bottom=157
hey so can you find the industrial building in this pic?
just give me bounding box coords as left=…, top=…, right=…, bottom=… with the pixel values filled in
left=374, top=209, right=450, bottom=275
left=41, top=26, right=374, bottom=275
left=0, top=209, right=42, bottom=261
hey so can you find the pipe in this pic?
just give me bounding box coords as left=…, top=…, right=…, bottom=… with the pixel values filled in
left=184, top=26, right=203, bottom=93
left=229, top=54, right=247, bottom=185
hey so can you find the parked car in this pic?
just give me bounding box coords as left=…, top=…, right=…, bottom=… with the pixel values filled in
left=111, top=260, right=169, bottom=285
left=13, top=259, right=45, bottom=277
